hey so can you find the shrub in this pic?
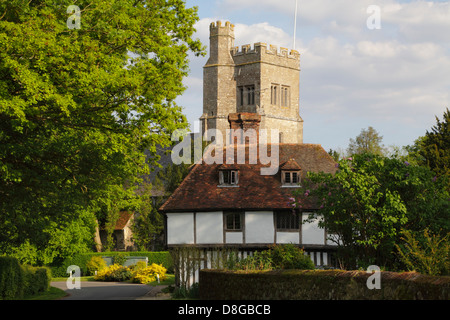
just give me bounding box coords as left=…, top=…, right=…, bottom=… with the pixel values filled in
left=113, top=252, right=128, bottom=266
left=86, top=256, right=107, bottom=276
left=233, top=251, right=273, bottom=271
left=396, top=229, right=450, bottom=276
left=226, top=244, right=315, bottom=271
left=269, top=244, right=315, bottom=270
left=173, top=282, right=199, bottom=299
left=94, top=264, right=132, bottom=282
left=22, top=265, right=51, bottom=296
left=132, top=263, right=167, bottom=284
left=0, top=256, right=24, bottom=300
left=49, top=251, right=173, bottom=277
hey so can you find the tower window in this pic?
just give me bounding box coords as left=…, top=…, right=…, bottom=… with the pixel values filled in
left=246, top=85, right=255, bottom=105
left=271, top=85, right=278, bottom=105
left=281, top=86, right=289, bottom=107
left=238, top=86, right=244, bottom=106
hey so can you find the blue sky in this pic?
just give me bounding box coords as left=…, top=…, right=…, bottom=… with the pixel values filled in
left=177, top=0, right=450, bottom=153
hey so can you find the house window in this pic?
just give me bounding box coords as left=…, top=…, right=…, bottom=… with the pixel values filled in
left=219, top=170, right=239, bottom=186
left=276, top=211, right=300, bottom=231
left=281, top=86, right=289, bottom=107
left=282, top=171, right=300, bottom=186
left=225, top=212, right=242, bottom=231
left=246, top=85, right=255, bottom=105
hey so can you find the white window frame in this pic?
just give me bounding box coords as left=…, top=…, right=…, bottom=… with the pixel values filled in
left=219, top=170, right=239, bottom=186
left=281, top=170, right=300, bottom=187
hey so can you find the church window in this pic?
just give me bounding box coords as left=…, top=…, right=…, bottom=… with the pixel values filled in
left=238, top=86, right=244, bottom=106
left=271, top=85, right=279, bottom=105
left=281, top=86, right=289, bottom=107
left=246, top=85, right=255, bottom=105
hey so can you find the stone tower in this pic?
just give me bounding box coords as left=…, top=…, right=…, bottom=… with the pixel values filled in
left=200, top=21, right=303, bottom=144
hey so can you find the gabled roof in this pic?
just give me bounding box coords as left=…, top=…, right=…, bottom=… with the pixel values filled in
left=280, top=158, right=302, bottom=170
left=115, top=211, right=133, bottom=230
left=159, top=143, right=337, bottom=212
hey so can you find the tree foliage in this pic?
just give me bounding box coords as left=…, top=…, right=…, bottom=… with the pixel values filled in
left=293, top=153, right=449, bottom=269
left=0, top=0, right=204, bottom=264
left=418, top=108, right=450, bottom=188
left=347, top=126, right=386, bottom=156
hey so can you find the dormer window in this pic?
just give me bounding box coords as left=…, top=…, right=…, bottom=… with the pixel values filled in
left=283, top=171, right=300, bottom=185
left=219, top=166, right=239, bottom=186
left=280, top=159, right=301, bottom=187
left=223, top=170, right=238, bottom=184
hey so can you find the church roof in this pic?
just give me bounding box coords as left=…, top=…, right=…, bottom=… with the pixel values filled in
left=159, top=143, right=337, bottom=212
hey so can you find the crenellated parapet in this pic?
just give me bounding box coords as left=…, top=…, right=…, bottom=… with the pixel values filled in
left=232, top=43, right=299, bottom=59
left=209, top=21, right=235, bottom=37
left=231, top=42, right=300, bottom=69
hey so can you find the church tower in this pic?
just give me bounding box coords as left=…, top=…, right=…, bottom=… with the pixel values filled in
left=200, top=21, right=303, bottom=144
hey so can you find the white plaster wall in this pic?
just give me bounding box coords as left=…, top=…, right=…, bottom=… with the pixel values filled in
left=302, top=213, right=325, bottom=245
left=167, top=213, right=194, bottom=244
left=196, top=211, right=223, bottom=244
left=225, top=232, right=243, bottom=244
left=276, top=232, right=299, bottom=244
left=245, top=211, right=274, bottom=243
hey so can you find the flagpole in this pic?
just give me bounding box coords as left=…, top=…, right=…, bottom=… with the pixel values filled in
left=293, top=0, right=298, bottom=50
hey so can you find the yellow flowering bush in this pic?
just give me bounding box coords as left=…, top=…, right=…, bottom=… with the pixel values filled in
left=94, top=264, right=132, bottom=282
left=131, top=263, right=167, bottom=284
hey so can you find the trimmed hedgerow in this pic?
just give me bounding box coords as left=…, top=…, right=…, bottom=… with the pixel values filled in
left=199, top=269, right=450, bottom=300
left=22, top=265, right=51, bottom=297
left=0, top=257, right=51, bottom=299
left=0, top=256, right=24, bottom=300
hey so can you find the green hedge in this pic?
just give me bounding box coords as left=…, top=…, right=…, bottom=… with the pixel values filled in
left=0, top=257, right=24, bottom=300
left=0, top=257, right=51, bottom=300
left=22, top=265, right=51, bottom=297
left=199, top=269, right=450, bottom=300
left=50, top=251, right=173, bottom=277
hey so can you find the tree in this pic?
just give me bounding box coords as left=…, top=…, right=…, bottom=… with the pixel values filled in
left=0, top=0, right=204, bottom=264
left=418, top=108, right=450, bottom=187
left=347, top=126, right=386, bottom=156
left=293, top=153, right=449, bottom=269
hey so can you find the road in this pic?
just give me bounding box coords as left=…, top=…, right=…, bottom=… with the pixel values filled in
left=51, top=281, right=153, bottom=300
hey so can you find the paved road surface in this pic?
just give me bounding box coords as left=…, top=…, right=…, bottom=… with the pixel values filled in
left=51, top=281, right=152, bottom=300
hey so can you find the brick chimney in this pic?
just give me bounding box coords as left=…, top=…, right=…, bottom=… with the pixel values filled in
left=228, top=112, right=261, bottom=145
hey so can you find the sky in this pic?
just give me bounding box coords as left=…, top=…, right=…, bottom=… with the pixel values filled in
left=177, top=0, right=450, bottom=153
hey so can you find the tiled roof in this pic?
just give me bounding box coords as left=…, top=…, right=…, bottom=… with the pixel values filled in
left=115, top=211, right=133, bottom=230
left=159, top=143, right=337, bottom=212
left=280, top=158, right=302, bottom=170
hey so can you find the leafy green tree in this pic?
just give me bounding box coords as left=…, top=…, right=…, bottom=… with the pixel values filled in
left=293, top=153, right=449, bottom=269
left=347, top=126, right=386, bottom=156
left=0, top=0, right=204, bottom=264
left=418, top=108, right=450, bottom=188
